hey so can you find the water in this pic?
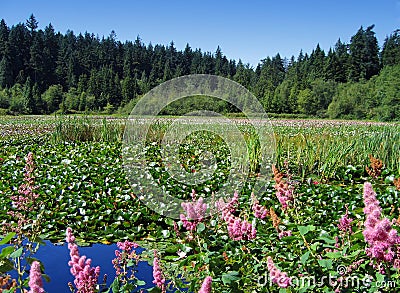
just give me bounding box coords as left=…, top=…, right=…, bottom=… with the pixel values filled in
left=1, top=240, right=154, bottom=292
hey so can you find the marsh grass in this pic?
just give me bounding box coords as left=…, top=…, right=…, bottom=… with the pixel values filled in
left=51, top=116, right=124, bottom=143
left=275, top=124, right=400, bottom=180
left=2, top=116, right=398, bottom=181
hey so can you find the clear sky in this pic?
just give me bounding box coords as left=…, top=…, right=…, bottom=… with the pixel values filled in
left=1, top=0, right=399, bottom=66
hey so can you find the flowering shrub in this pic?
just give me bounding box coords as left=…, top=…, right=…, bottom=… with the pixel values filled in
left=198, top=276, right=212, bottom=293
left=152, top=250, right=166, bottom=292
left=0, top=152, right=45, bottom=292
left=272, top=165, right=294, bottom=210
left=180, top=190, right=208, bottom=231
left=66, top=227, right=101, bottom=293
left=28, top=261, right=45, bottom=293
left=363, top=182, right=399, bottom=269
left=266, top=256, right=291, bottom=288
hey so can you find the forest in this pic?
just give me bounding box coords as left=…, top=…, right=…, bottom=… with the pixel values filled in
left=0, top=14, right=399, bottom=120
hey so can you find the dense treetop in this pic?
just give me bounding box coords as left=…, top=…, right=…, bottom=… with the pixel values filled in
left=0, top=15, right=399, bottom=120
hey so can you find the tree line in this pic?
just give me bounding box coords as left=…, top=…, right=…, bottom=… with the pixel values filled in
left=0, top=14, right=399, bottom=120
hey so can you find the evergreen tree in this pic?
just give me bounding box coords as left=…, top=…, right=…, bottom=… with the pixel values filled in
left=8, top=23, right=30, bottom=84
left=0, top=56, right=12, bottom=88
left=324, top=39, right=349, bottom=83
left=381, top=30, right=400, bottom=66
left=348, top=25, right=380, bottom=81
left=163, top=60, right=172, bottom=81
left=308, top=44, right=325, bottom=79
left=26, top=14, right=38, bottom=36
left=181, top=43, right=193, bottom=75
left=43, top=24, right=59, bottom=87
left=30, top=30, right=45, bottom=86
left=215, top=46, right=223, bottom=76
left=0, top=19, right=10, bottom=60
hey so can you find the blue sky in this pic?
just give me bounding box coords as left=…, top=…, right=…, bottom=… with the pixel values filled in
left=1, top=0, right=399, bottom=66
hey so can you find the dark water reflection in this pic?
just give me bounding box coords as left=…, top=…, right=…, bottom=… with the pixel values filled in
left=2, top=240, right=154, bottom=292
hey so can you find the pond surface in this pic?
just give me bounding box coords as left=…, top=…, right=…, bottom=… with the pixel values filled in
left=2, top=240, right=154, bottom=292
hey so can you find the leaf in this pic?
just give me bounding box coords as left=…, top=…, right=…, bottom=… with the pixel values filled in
left=318, top=259, right=333, bottom=270
left=222, top=271, right=240, bottom=285
left=148, top=287, right=162, bottom=292
left=317, top=236, right=336, bottom=244
left=0, top=246, right=15, bottom=258
left=300, top=251, right=310, bottom=265
left=196, top=222, right=205, bottom=233
left=325, top=252, right=342, bottom=259
left=0, top=232, right=16, bottom=245
left=9, top=247, right=23, bottom=258
left=0, top=258, right=14, bottom=273
left=136, top=280, right=146, bottom=286
left=42, top=274, right=51, bottom=283
left=375, top=272, right=385, bottom=283
left=110, top=278, right=120, bottom=293
left=298, top=225, right=315, bottom=236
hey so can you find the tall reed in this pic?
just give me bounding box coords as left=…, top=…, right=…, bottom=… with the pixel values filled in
left=51, top=116, right=124, bottom=143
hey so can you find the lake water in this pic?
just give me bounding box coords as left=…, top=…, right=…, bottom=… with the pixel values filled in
left=2, top=240, right=154, bottom=292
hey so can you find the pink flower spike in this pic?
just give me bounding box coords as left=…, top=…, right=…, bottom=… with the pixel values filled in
left=198, top=276, right=212, bottom=293
left=362, top=182, right=400, bottom=264
left=65, top=228, right=100, bottom=293
left=267, top=256, right=292, bottom=288
left=152, top=250, right=166, bottom=292
left=180, top=193, right=208, bottom=231
left=28, top=261, right=45, bottom=293
left=251, top=193, right=269, bottom=219
left=338, top=205, right=353, bottom=233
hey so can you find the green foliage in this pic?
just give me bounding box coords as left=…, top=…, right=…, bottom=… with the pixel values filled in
left=373, top=65, right=400, bottom=121
left=382, top=29, right=400, bottom=66
left=9, top=83, right=28, bottom=114
left=0, top=88, right=10, bottom=109
left=348, top=25, right=381, bottom=81
left=328, top=64, right=400, bottom=121
left=0, top=16, right=399, bottom=119
left=42, top=84, right=63, bottom=114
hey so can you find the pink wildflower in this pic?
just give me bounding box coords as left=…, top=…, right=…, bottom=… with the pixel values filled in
left=272, top=165, right=294, bottom=210
left=394, top=246, right=400, bottom=269
left=267, top=256, right=291, bottom=288
left=278, top=230, right=292, bottom=239
left=66, top=227, right=100, bottom=293
left=215, top=191, right=238, bottom=214
left=251, top=193, right=269, bottom=219
left=7, top=152, right=40, bottom=233
left=152, top=250, right=166, bottom=292
left=28, top=261, right=45, bottom=293
left=338, top=205, right=353, bottom=233
left=113, top=241, right=140, bottom=278
left=180, top=190, right=208, bottom=231
left=362, top=182, right=400, bottom=264
left=181, top=197, right=207, bottom=221
left=221, top=208, right=256, bottom=241
left=215, top=192, right=256, bottom=241
left=116, top=240, right=139, bottom=251
left=198, top=276, right=212, bottom=293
